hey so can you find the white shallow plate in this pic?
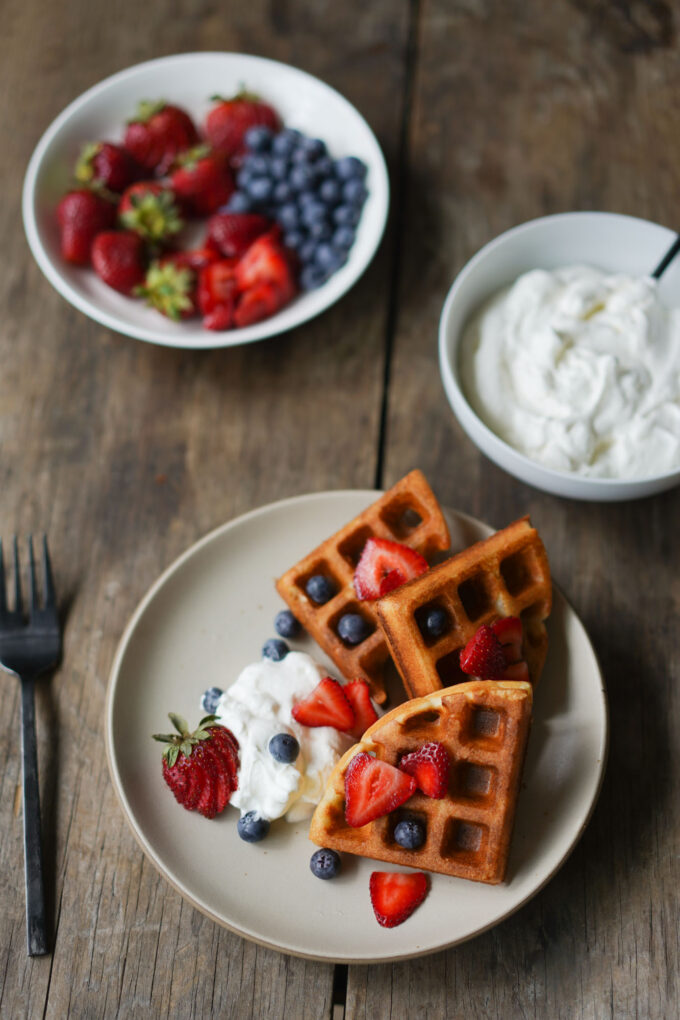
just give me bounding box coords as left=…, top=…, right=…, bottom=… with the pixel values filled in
left=23, top=53, right=389, bottom=349
left=106, top=491, right=608, bottom=962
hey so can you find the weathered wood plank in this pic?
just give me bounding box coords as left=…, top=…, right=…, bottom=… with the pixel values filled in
left=355, top=0, right=680, bottom=1017
left=0, top=1, right=411, bottom=1017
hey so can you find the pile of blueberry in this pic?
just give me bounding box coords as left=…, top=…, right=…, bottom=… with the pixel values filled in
left=225, top=126, right=369, bottom=291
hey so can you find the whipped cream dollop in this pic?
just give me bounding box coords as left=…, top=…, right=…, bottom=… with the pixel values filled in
left=213, top=652, right=353, bottom=823
left=460, top=265, right=680, bottom=478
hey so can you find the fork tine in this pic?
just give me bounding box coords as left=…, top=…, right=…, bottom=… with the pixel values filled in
left=12, top=535, right=22, bottom=615
left=28, top=536, right=38, bottom=612
left=42, top=535, right=56, bottom=609
left=0, top=538, right=6, bottom=613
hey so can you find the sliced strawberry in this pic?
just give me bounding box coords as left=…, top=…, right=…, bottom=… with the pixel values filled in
left=460, top=623, right=507, bottom=680
left=399, top=741, right=449, bottom=799
left=234, top=232, right=296, bottom=301
left=198, top=260, right=238, bottom=314
left=353, top=537, right=428, bottom=601
left=206, top=212, right=271, bottom=258
left=233, top=282, right=283, bottom=327
left=162, top=247, right=221, bottom=272
left=292, top=677, right=355, bottom=730
left=343, top=680, right=378, bottom=737
left=195, top=760, right=218, bottom=819
left=154, top=714, right=238, bottom=817
left=492, top=616, right=523, bottom=664
left=344, top=752, right=416, bottom=828
left=203, top=743, right=233, bottom=813
left=209, top=726, right=240, bottom=791
left=369, top=871, right=429, bottom=928
left=503, top=660, right=530, bottom=683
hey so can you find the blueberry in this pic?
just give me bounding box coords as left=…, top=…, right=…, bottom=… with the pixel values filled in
left=237, top=812, right=270, bottom=842
left=291, top=146, right=314, bottom=166
left=300, top=265, right=327, bottom=291
left=337, top=613, right=370, bottom=645
left=263, top=638, right=289, bottom=661
left=302, top=137, right=327, bottom=160
left=334, top=156, right=368, bottom=181
left=289, top=165, right=315, bottom=192
left=236, top=168, right=253, bottom=190
left=332, top=226, right=356, bottom=252
left=308, top=220, right=332, bottom=241
left=424, top=606, right=449, bottom=639
left=244, top=126, right=273, bottom=152
left=299, top=239, right=318, bottom=264
left=310, top=848, right=341, bottom=880
left=343, top=180, right=368, bottom=206
left=272, top=128, right=301, bottom=156
left=297, top=189, right=319, bottom=208
left=225, top=191, right=252, bottom=212
left=283, top=229, right=306, bottom=250
left=247, top=177, right=274, bottom=203
left=312, top=156, right=333, bottom=180
left=275, top=609, right=301, bottom=638
left=305, top=574, right=336, bottom=603
left=394, top=819, right=425, bottom=850
left=301, top=201, right=327, bottom=227
left=273, top=180, right=293, bottom=203
left=319, top=178, right=341, bottom=206
left=315, top=243, right=343, bottom=272
left=277, top=203, right=300, bottom=230
left=243, top=153, right=270, bottom=176
left=270, top=157, right=290, bottom=181
left=268, top=732, right=300, bottom=764
left=333, top=204, right=360, bottom=227
left=200, top=686, right=223, bottom=714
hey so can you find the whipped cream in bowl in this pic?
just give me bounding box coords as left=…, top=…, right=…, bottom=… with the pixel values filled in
left=212, top=651, right=354, bottom=824
left=438, top=212, right=680, bottom=500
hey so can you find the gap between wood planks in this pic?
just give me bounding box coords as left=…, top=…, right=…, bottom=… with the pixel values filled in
left=332, top=0, right=422, bottom=1014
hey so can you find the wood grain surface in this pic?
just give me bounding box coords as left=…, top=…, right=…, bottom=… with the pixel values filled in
left=1, top=0, right=678, bottom=1017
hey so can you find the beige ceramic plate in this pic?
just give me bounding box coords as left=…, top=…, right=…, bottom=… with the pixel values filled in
left=106, top=491, right=608, bottom=962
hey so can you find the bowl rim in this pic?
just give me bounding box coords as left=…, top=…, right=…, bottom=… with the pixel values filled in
left=22, top=50, right=390, bottom=350
left=438, top=210, right=680, bottom=493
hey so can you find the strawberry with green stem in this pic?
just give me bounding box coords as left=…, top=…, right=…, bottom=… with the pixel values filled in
left=153, top=712, right=239, bottom=819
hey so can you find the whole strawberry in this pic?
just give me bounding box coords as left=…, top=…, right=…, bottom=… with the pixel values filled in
left=206, top=212, right=270, bottom=258
left=91, top=230, right=147, bottom=294
left=118, top=181, right=183, bottom=245
left=169, top=146, right=234, bottom=217
left=136, top=259, right=198, bottom=320
left=56, top=189, right=116, bottom=265
left=124, top=100, right=199, bottom=176
left=153, top=713, right=239, bottom=819
left=75, top=141, right=142, bottom=194
left=204, top=91, right=280, bottom=160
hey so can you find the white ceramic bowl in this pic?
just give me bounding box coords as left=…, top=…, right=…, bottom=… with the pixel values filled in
left=23, top=52, right=389, bottom=349
left=439, top=212, right=680, bottom=501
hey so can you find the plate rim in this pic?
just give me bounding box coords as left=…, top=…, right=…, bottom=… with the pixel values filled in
left=22, top=51, right=390, bottom=350
left=105, top=489, right=609, bottom=962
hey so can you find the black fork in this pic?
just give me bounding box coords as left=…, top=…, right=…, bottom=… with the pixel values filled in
left=0, top=537, right=61, bottom=956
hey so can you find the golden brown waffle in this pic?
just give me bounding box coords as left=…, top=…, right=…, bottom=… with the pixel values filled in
left=376, top=517, right=552, bottom=700
left=309, top=680, right=532, bottom=883
left=275, top=470, right=450, bottom=704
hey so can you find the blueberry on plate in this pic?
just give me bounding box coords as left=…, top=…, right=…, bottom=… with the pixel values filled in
left=289, top=165, right=315, bottom=192
left=262, top=638, right=289, bottom=661
left=298, top=239, right=318, bottom=265
left=275, top=609, right=301, bottom=638
left=244, top=125, right=273, bottom=152
left=315, top=243, right=344, bottom=273
left=273, top=180, right=293, bottom=203
left=283, top=229, right=306, bottom=251
left=312, top=156, right=333, bottom=181
left=243, top=153, right=270, bottom=176
left=268, top=732, right=300, bottom=764
left=247, top=177, right=274, bottom=203
left=200, top=686, right=223, bottom=714
left=394, top=819, right=425, bottom=850
left=308, top=220, right=332, bottom=241
left=310, top=848, right=341, bottom=879
left=337, top=612, right=370, bottom=645
left=319, top=178, right=341, bottom=205
left=270, top=157, right=290, bottom=181
left=343, top=179, right=368, bottom=206
left=302, top=137, right=327, bottom=160
left=332, top=225, right=355, bottom=252
left=424, top=606, right=449, bottom=639
left=305, top=574, right=336, bottom=603
left=333, top=204, right=360, bottom=227
left=300, top=264, right=328, bottom=291
left=237, top=812, right=270, bottom=843
left=300, top=201, right=327, bottom=227
left=225, top=191, right=252, bottom=213
left=277, top=203, right=300, bottom=230
left=334, top=155, right=368, bottom=181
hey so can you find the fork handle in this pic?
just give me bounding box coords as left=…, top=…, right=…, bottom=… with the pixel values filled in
left=20, top=677, right=48, bottom=956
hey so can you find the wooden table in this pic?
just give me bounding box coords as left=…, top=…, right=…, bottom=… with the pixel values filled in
left=1, top=1, right=679, bottom=1016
